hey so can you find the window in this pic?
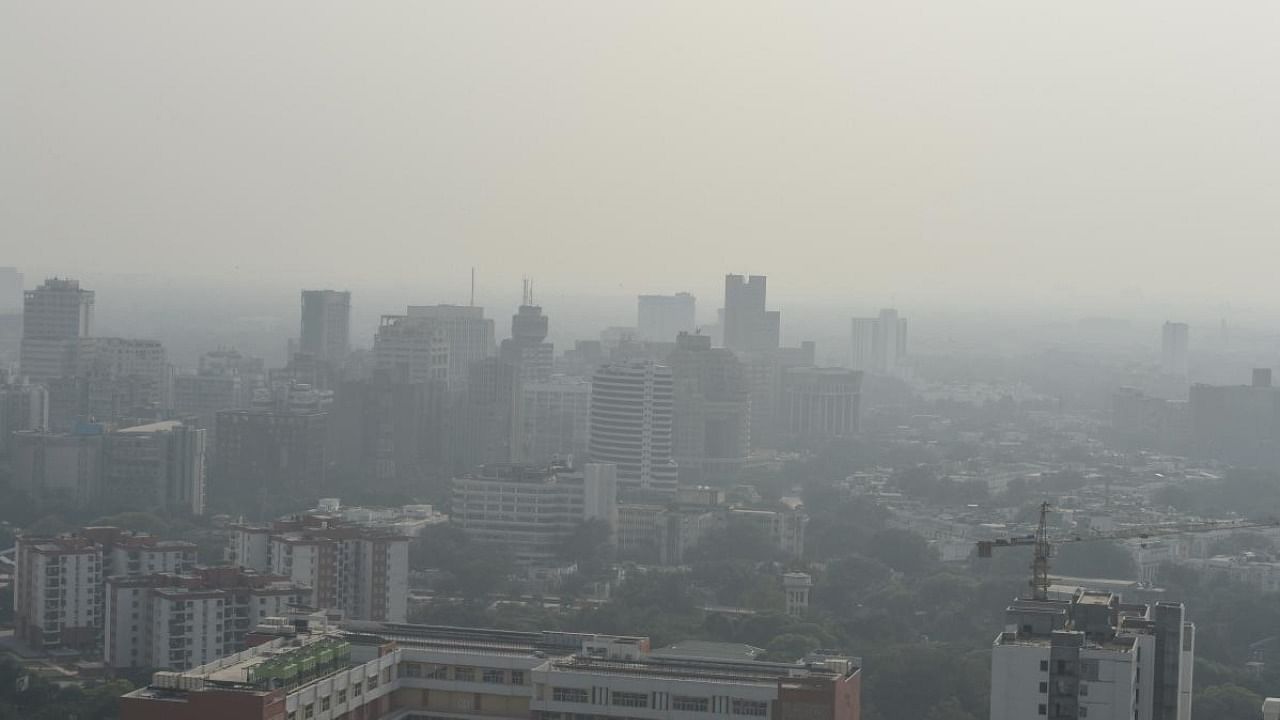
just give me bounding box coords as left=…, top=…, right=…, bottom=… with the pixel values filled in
left=510, top=670, right=525, bottom=686
left=368, top=674, right=378, bottom=689
left=1038, top=705, right=1047, bottom=716
left=427, top=664, right=449, bottom=679
left=1039, top=682, right=1048, bottom=693
left=338, top=689, right=347, bottom=703
left=483, top=668, right=505, bottom=684
left=1040, top=661, right=1049, bottom=672
left=731, top=700, right=767, bottom=717
left=674, top=696, right=710, bottom=712
left=321, top=697, right=330, bottom=711
left=404, top=663, right=422, bottom=678
left=454, top=667, right=475, bottom=682
left=553, top=687, right=590, bottom=704
left=613, top=692, right=649, bottom=709
left=287, top=713, right=296, bottom=720
left=1079, top=707, right=1088, bottom=718
left=353, top=681, right=363, bottom=697
left=1079, top=684, right=1089, bottom=697
left=383, top=667, right=392, bottom=683
left=304, top=703, right=315, bottom=719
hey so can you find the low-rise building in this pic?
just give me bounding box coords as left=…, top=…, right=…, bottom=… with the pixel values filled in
left=120, top=618, right=862, bottom=720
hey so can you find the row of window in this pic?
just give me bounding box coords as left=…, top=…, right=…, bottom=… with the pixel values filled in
left=402, top=663, right=526, bottom=685
left=283, top=667, right=393, bottom=720
left=549, top=688, right=766, bottom=715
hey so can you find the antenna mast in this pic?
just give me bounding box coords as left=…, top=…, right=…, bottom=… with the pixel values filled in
left=1032, top=502, right=1052, bottom=601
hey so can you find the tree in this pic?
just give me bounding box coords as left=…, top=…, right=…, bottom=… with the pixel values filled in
left=764, top=633, right=820, bottom=662
left=558, top=519, right=615, bottom=578
left=1193, top=684, right=1263, bottom=720
left=867, top=528, right=937, bottom=575
left=925, top=698, right=978, bottom=720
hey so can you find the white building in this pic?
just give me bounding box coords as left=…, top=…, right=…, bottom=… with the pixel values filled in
left=849, top=309, right=907, bottom=375
left=228, top=516, right=409, bottom=623
left=105, top=568, right=309, bottom=671
left=589, top=361, right=678, bottom=500
left=373, top=315, right=449, bottom=386
left=13, top=535, right=103, bottom=652
left=406, top=304, right=496, bottom=392
left=990, top=591, right=1193, bottom=720
left=452, top=462, right=618, bottom=567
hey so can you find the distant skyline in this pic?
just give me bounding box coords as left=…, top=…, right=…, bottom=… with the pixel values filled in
left=5, top=2, right=1280, bottom=305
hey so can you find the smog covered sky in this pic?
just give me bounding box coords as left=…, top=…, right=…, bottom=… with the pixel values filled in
left=4, top=1, right=1280, bottom=306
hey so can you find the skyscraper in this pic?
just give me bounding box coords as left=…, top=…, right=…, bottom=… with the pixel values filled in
left=299, top=290, right=351, bottom=363
left=20, top=278, right=95, bottom=381
left=373, top=315, right=450, bottom=385
left=667, top=333, right=750, bottom=484
left=849, top=308, right=908, bottom=374
left=499, top=281, right=554, bottom=384
left=406, top=304, right=496, bottom=392
left=637, top=293, right=696, bottom=343
left=102, top=420, right=207, bottom=515
left=723, top=275, right=779, bottom=351
left=589, top=361, right=678, bottom=499
left=1161, top=322, right=1190, bottom=377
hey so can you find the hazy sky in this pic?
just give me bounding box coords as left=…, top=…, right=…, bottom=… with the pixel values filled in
left=4, top=1, right=1280, bottom=306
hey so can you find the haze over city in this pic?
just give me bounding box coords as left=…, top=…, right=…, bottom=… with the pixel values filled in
left=6, top=3, right=1280, bottom=720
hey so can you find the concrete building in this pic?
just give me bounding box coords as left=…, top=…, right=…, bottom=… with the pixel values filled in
left=406, top=304, right=496, bottom=393
left=1189, top=371, right=1280, bottom=470
left=332, top=370, right=446, bottom=484
left=456, top=357, right=524, bottom=470
left=783, top=572, right=813, bottom=617
left=0, top=267, right=21, bottom=367
left=212, top=408, right=329, bottom=508
left=173, top=348, right=262, bottom=436
left=615, top=503, right=720, bottom=565
left=227, top=516, right=409, bottom=623
left=0, top=376, right=48, bottom=459
left=638, top=293, right=697, bottom=343
left=723, top=275, right=779, bottom=352
left=300, top=290, right=351, bottom=364
left=780, top=367, right=862, bottom=441
left=13, top=527, right=196, bottom=653
left=103, top=420, right=207, bottom=515
left=19, top=277, right=94, bottom=381
left=500, top=290, right=554, bottom=385
left=728, top=508, right=808, bottom=558
left=120, top=617, right=861, bottom=720
left=990, top=590, right=1193, bottom=720
left=589, top=361, right=678, bottom=500
left=520, top=375, right=591, bottom=466
left=12, top=425, right=104, bottom=509
left=738, top=342, right=816, bottom=450
left=373, top=314, right=450, bottom=386
left=668, top=333, right=750, bottom=485
left=105, top=566, right=310, bottom=671
left=452, top=462, right=618, bottom=567
left=849, top=309, right=907, bottom=375
left=1161, top=322, right=1189, bottom=377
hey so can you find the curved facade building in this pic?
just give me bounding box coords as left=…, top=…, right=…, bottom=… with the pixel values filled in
left=589, top=361, right=678, bottom=500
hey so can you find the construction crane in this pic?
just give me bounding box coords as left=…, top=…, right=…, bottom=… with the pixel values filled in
left=977, top=502, right=1279, bottom=601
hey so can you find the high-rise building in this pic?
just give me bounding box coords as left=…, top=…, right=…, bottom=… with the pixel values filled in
left=454, top=357, right=523, bottom=470
left=1161, top=322, right=1190, bottom=377
left=452, top=462, right=618, bottom=566
left=723, top=275, right=779, bottom=352
left=0, top=376, right=48, bottom=460
left=668, top=333, right=750, bottom=484
left=102, top=420, right=207, bottom=515
left=0, top=267, right=21, bottom=367
left=637, top=293, right=697, bottom=343
left=12, top=425, right=104, bottom=509
left=212, top=408, right=328, bottom=509
left=500, top=284, right=554, bottom=384
left=332, top=370, right=445, bottom=484
left=227, top=515, right=409, bottom=622
left=1189, top=371, right=1280, bottom=470
left=78, top=337, right=170, bottom=419
left=120, top=620, right=862, bottom=720
left=780, top=367, right=862, bottom=441
left=989, top=589, right=1193, bottom=720
left=105, top=567, right=310, bottom=671
left=300, top=290, right=351, bottom=364
left=739, top=342, right=816, bottom=450
left=20, top=278, right=94, bottom=381
left=14, top=527, right=196, bottom=653
left=406, top=304, right=496, bottom=392
left=519, top=375, right=591, bottom=465
left=849, top=309, right=908, bottom=374
left=373, top=315, right=450, bottom=386
left=589, top=361, right=678, bottom=500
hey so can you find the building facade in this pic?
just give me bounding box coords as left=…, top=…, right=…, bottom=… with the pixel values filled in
left=668, top=333, right=750, bottom=485
left=780, top=368, right=862, bottom=441
left=213, top=409, right=329, bottom=508
left=103, top=420, right=207, bottom=515
left=589, top=361, right=678, bottom=500
left=300, top=290, right=352, bottom=364
left=19, top=277, right=94, bottom=381
left=519, top=376, right=591, bottom=465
